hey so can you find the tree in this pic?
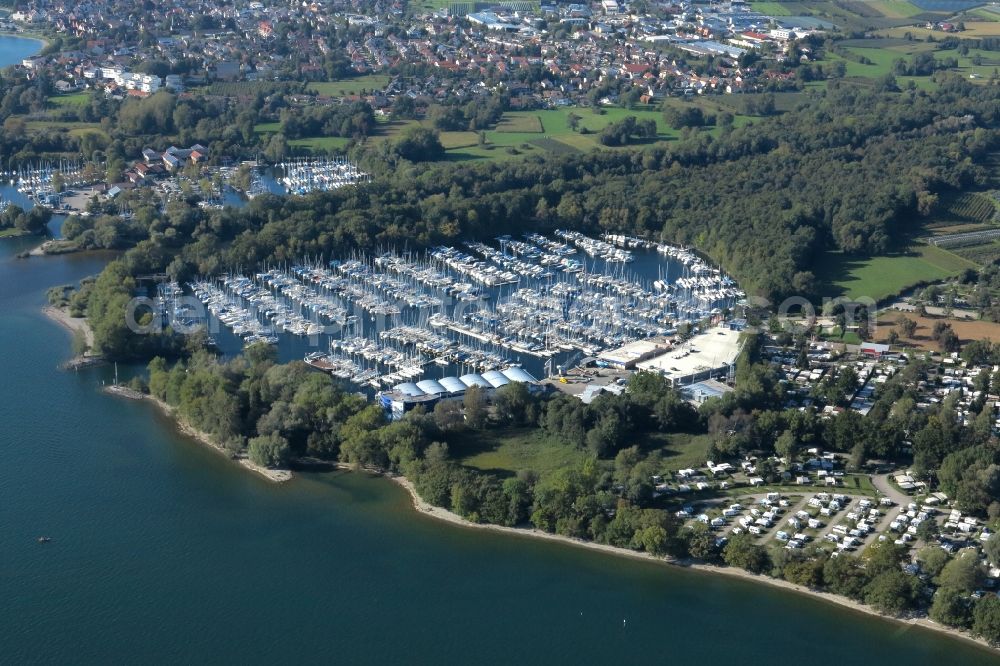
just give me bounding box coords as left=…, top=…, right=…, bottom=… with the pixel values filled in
left=433, top=400, right=465, bottom=433
left=938, top=549, right=982, bottom=593
left=973, top=595, right=1000, bottom=645
left=394, top=127, right=444, bottom=162
left=723, top=533, right=770, bottom=573
left=985, top=533, right=1000, bottom=568
left=685, top=523, right=721, bottom=562
left=864, top=571, right=917, bottom=616
left=824, top=554, right=869, bottom=600
left=775, top=429, right=798, bottom=461
left=916, top=545, right=950, bottom=579
left=898, top=316, right=917, bottom=339
left=784, top=557, right=824, bottom=588
left=463, top=385, right=488, bottom=429
left=930, top=586, right=973, bottom=628
left=635, top=525, right=669, bottom=556
left=247, top=433, right=290, bottom=468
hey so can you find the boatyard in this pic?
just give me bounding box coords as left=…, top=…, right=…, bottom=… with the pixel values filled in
left=175, top=232, right=745, bottom=395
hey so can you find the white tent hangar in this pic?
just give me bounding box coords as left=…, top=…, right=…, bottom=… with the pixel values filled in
left=416, top=379, right=446, bottom=396
left=439, top=376, right=467, bottom=394
left=482, top=370, right=510, bottom=388
left=501, top=367, right=536, bottom=383
left=396, top=382, right=423, bottom=397
left=378, top=368, right=540, bottom=420
left=459, top=373, right=492, bottom=388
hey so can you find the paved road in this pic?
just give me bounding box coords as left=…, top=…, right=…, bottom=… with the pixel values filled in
left=871, top=473, right=910, bottom=507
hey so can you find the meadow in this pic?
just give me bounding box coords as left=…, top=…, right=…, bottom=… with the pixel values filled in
left=306, top=75, right=391, bottom=97
left=815, top=244, right=978, bottom=302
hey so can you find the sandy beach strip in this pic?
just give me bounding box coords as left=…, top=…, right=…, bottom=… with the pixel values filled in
left=387, top=474, right=998, bottom=654
left=42, top=305, right=96, bottom=350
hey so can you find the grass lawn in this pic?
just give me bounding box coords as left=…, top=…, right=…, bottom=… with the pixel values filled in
left=47, top=92, right=90, bottom=108
left=307, top=75, right=391, bottom=97
left=644, top=432, right=715, bottom=472
left=495, top=114, right=544, bottom=133
left=288, top=136, right=351, bottom=151
left=815, top=244, right=978, bottom=302
left=452, top=427, right=597, bottom=476
left=0, top=227, right=29, bottom=238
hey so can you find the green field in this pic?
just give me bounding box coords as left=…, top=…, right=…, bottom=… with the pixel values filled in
left=868, top=1, right=922, bottom=18
left=24, top=120, right=107, bottom=139
left=750, top=1, right=793, bottom=16
left=644, top=433, right=714, bottom=473
left=258, top=104, right=741, bottom=160
left=453, top=428, right=598, bottom=476
left=816, top=244, right=978, bottom=301
left=47, top=92, right=90, bottom=108
left=307, top=75, right=391, bottom=97
left=288, top=136, right=352, bottom=151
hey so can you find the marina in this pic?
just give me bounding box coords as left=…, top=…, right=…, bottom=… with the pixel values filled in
left=178, top=232, right=745, bottom=390
left=277, top=157, right=369, bottom=195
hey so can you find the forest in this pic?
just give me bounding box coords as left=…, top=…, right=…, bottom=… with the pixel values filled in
left=62, top=75, right=1000, bottom=351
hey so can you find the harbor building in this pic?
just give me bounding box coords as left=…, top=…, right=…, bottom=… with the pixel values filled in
left=596, top=339, right=670, bottom=370
left=378, top=367, right=540, bottom=420
left=636, top=326, right=742, bottom=387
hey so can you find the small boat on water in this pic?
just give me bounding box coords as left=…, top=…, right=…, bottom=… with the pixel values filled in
left=37, top=536, right=51, bottom=543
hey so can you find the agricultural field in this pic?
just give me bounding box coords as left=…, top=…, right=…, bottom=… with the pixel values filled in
left=816, top=243, right=978, bottom=301
left=306, top=75, right=391, bottom=97
left=868, top=0, right=925, bottom=18
left=876, top=311, right=1000, bottom=349
left=750, top=1, right=793, bottom=15
left=930, top=191, right=998, bottom=226
left=950, top=239, right=1000, bottom=264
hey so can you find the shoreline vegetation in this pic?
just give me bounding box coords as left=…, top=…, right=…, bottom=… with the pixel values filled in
left=39, top=298, right=999, bottom=654
left=387, top=474, right=999, bottom=655
left=143, top=393, right=292, bottom=483
left=43, top=304, right=288, bottom=482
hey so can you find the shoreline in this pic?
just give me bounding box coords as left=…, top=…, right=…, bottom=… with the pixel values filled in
left=37, top=308, right=994, bottom=652
left=386, top=474, right=998, bottom=655
left=143, top=394, right=292, bottom=483
left=41, top=305, right=103, bottom=368
left=0, top=30, right=49, bottom=48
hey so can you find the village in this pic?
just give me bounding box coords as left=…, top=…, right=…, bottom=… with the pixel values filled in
left=10, top=0, right=814, bottom=112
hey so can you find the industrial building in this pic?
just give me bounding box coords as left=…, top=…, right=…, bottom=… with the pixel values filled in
left=377, top=366, right=539, bottom=420
left=595, top=339, right=670, bottom=370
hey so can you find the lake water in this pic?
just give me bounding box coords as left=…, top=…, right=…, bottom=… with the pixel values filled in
left=1, top=36, right=998, bottom=665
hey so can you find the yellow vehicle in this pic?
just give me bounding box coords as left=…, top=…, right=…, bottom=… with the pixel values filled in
left=559, top=377, right=568, bottom=384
